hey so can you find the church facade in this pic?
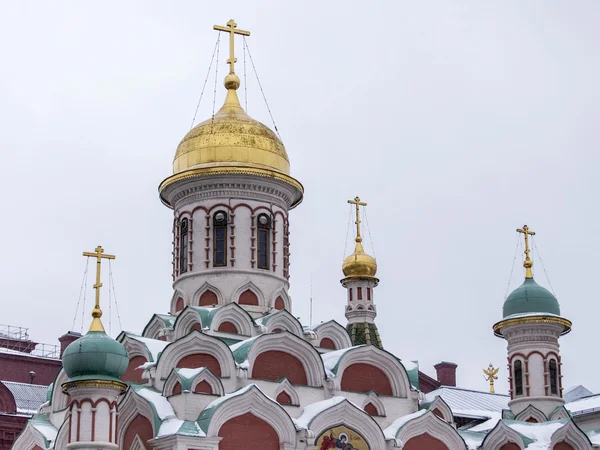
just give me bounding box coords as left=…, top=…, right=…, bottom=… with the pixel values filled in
left=12, top=20, right=600, bottom=450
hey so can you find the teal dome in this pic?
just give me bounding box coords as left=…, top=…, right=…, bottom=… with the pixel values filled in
left=62, top=331, right=129, bottom=382
left=503, top=278, right=560, bottom=318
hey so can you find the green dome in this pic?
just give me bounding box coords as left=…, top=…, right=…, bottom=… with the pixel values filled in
left=503, top=278, right=560, bottom=318
left=62, top=331, right=129, bottom=381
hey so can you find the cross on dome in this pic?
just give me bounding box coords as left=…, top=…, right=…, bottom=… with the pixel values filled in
left=516, top=225, right=535, bottom=278
left=213, top=19, right=250, bottom=76
left=82, top=245, right=115, bottom=332
left=347, top=196, right=367, bottom=243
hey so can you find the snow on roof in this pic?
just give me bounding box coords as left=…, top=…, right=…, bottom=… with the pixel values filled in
left=507, top=420, right=566, bottom=447
left=0, top=347, right=58, bottom=361
left=293, top=396, right=346, bottom=430
left=586, top=429, right=600, bottom=446
left=426, top=386, right=509, bottom=414
left=320, top=347, right=357, bottom=377
left=2, top=381, right=49, bottom=415
left=459, top=410, right=502, bottom=432
left=566, top=393, right=600, bottom=416
left=135, top=387, right=176, bottom=421
left=176, top=367, right=207, bottom=379
left=124, top=333, right=169, bottom=361
left=203, top=384, right=257, bottom=411
left=383, top=409, right=427, bottom=439
left=29, top=414, right=57, bottom=446
left=459, top=430, right=485, bottom=450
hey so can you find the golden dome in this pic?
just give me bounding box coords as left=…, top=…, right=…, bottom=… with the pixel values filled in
left=342, top=238, right=378, bottom=279
left=172, top=74, right=290, bottom=176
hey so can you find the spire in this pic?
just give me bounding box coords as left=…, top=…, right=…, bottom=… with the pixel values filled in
left=82, top=246, right=115, bottom=332
left=517, top=225, right=535, bottom=278
left=342, top=197, right=377, bottom=279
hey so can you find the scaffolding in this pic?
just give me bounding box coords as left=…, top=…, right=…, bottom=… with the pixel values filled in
left=0, top=324, right=60, bottom=359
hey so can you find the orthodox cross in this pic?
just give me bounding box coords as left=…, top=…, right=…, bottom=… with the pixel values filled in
left=517, top=225, right=536, bottom=278
left=83, top=246, right=115, bottom=331
left=348, top=196, right=367, bottom=241
left=483, top=363, right=499, bottom=393
left=213, top=19, right=250, bottom=74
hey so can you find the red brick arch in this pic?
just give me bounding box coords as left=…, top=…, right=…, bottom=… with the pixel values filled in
left=0, top=382, right=16, bottom=413
left=172, top=382, right=182, bottom=395
left=239, top=289, right=259, bottom=306
left=218, top=321, right=238, bottom=333
left=340, top=363, right=393, bottom=396
left=364, top=402, right=378, bottom=416
left=176, top=353, right=222, bottom=376
left=274, top=296, right=285, bottom=310
left=200, top=290, right=218, bottom=306
left=194, top=380, right=212, bottom=394
left=554, top=443, right=575, bottom=450
left=121, top=355, right=148, bottom=384
left=404, top=434, right=449, bottom=450
left=276, top=391, right=292, bottom=405
left=500, top=444, right=521, bottom=450
left=123, top=414, right=153, bottom=450
left=175, top=297, right=184, bottom=312
left=218, top=412, right=279, bottom=450
left=319, top=338, right=336, bottom=349
left=252, top=350, right=308, bottom=385
left=432, top=408, right=444, bottom=419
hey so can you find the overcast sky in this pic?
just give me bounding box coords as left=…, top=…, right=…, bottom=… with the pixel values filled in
left=1, top=1, right=599, bottom=395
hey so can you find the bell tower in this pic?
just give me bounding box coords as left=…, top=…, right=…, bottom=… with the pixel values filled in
left=159, top=20, right=303, bottom=317
left=341, top=197, right=382, bottom=348
left=493, top=226, right=571, bottom=418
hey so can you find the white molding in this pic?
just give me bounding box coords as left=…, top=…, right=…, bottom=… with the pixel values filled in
left=515, top=404, right=547, bottom=423
left=273, top=378, right=301, bottom=406
left=263, top=309, right=304, bottom=337
left=394, top=411, right=466, bottom=450
left=363, top=391, right=386, bottom=417
left=130, top=434, right=149, bottom=450
left=334, top=346, right=411, bottom=398
left=163, top=368, right=224, bottom=397
left=205, top=385, right=296, bottom=444
left=155, top=331, right=235, bottom=384
left=120, top=334, right=153, bottom=361
left=117, top=388, right=158, bottom=446
left=312, top=320, right=353, bottom=350
left=271, top=289, right=291, bottom=310
left=170, top=289, right=187, bottom=314
left=247, top=332, right=325, bottom=387
left=481, top=420, right=525, bottom=450
left=173, top=307, right=204, bottom=340
left=232, top=280, right=266, bottom=307
left=52, top=368, right=70, bottom=412
left=211, top=303, right=254, bottom=336
left=550, top=406, right=571, bottom=421
left=143, top=316, right=169, bottom=340
left=550, top=420, right=592, bottom=450
left=309, top=399, right=386, bottom=449
left=11, top=421, right=51, bottom=450
left=192, top=282, right=224, bottom=307
left=428, top=396, right=453, bottom=423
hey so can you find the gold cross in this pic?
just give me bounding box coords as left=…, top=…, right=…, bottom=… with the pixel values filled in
left=83, top=246, right=115, bottom=332
left=348, top=196, right=367, bottom=242
left=213, top=19, right=250, bottom=75
left=516, top=225, right=536, bottom=278
left=483, top=363, right=499, bottom=393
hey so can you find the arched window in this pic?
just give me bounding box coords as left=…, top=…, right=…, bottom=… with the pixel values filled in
left=549, top=359, right=558, bottom=395
left=514, top=360, right=523, bottom=396
left=179, top=218, right=189, bottom=274
left=213, top=211, right=227, bottom=267
left=257, top=214, right=270, bottom=270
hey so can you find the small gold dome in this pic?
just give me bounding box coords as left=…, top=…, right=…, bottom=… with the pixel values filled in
left=172, top=76, right=290, bottom=176
left=342, top=239, right=378, bottom=278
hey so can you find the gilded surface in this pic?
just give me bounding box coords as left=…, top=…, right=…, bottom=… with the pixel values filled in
left=342, top=196, right=378, bottom=279
left=316, top=426, right=370, bottom=450
left=82, top=246, right=115, bottom=332
left=61, top=379, right=127, bottom=393
left=493, top=315, right=572, bottom=336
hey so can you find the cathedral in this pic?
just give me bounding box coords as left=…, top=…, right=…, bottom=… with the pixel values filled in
left=11, top=20, right=600, bottom=450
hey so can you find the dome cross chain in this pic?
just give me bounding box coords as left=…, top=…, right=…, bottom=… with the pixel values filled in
left=82, top=245, right=115, bottom=332
left=516, top=225, right=535, bottom=278
left=213, top=19, right=250, bottom=75
left=348, top=196, right=367, bottom=243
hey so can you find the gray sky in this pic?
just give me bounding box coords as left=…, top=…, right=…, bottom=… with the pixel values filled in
left=1, top=1, right=599, bottom=395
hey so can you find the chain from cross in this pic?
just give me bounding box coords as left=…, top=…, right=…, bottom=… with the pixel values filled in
left=516, top=225, right=536, bottom=278
left=83, top=246, right=116, bottom=314
left=213, top=19, right=250, bottom=75
left=348, top=197, right=367, bottom=242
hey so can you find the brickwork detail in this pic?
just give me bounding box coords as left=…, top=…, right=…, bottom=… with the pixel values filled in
left=121, top=355, right=148, bottom=384
left=123, top=414, right=153, bottom=450
left=177, top=354, right=222, bottom=376
left=217, top=322, right=238, bottom=334
left=403, top=434, right=449, bottom=450
left=340, top=363, right=393, bottom=396
left=253, top=350, right=307, bottom=385
left=239, top=290, right=259, bottom=306
left=218, top=412, right=279, bottom=450
left=200, top=290, right=218, bottom=306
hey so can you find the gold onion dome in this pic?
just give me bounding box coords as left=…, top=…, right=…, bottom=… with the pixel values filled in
left=342, top=238, right=378, bottom=278
left=173, top=74, right=290, bottom=176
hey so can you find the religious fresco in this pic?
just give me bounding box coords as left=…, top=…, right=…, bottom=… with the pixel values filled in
left=317, top=425, right=369, bottom=450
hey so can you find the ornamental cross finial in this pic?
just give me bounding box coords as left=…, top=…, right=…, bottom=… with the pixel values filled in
left=516, top=225, right=536, bottom=278
left=483, top=363, right=499, bottom=393
left=213, top=19, right=250, bottom=75
left=82, top=246, right=116, bottom=332
left=348, top=196, right=368, bottom=243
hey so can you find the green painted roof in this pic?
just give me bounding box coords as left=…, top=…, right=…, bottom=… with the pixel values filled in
left=62, top=331, right=128, bottom=381
left=503, top=278, right=560, bottom=318
left=346, top=322, right=382, bottom=348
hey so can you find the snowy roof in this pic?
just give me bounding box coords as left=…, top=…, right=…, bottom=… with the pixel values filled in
left=383, top=409, right=426, bottom=439
left=119, top=332, right=169, bottom=361
left=2, top=381, right=48, bottom=415
left=28, top=414, right=57, bottom=448
left=294, top=396, right=347, bottom=429
left=566, top=393, right=600, bottom=416
left=0, top=347, right=58, bottom=361
left=426, top=386, right=509, bottom=414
